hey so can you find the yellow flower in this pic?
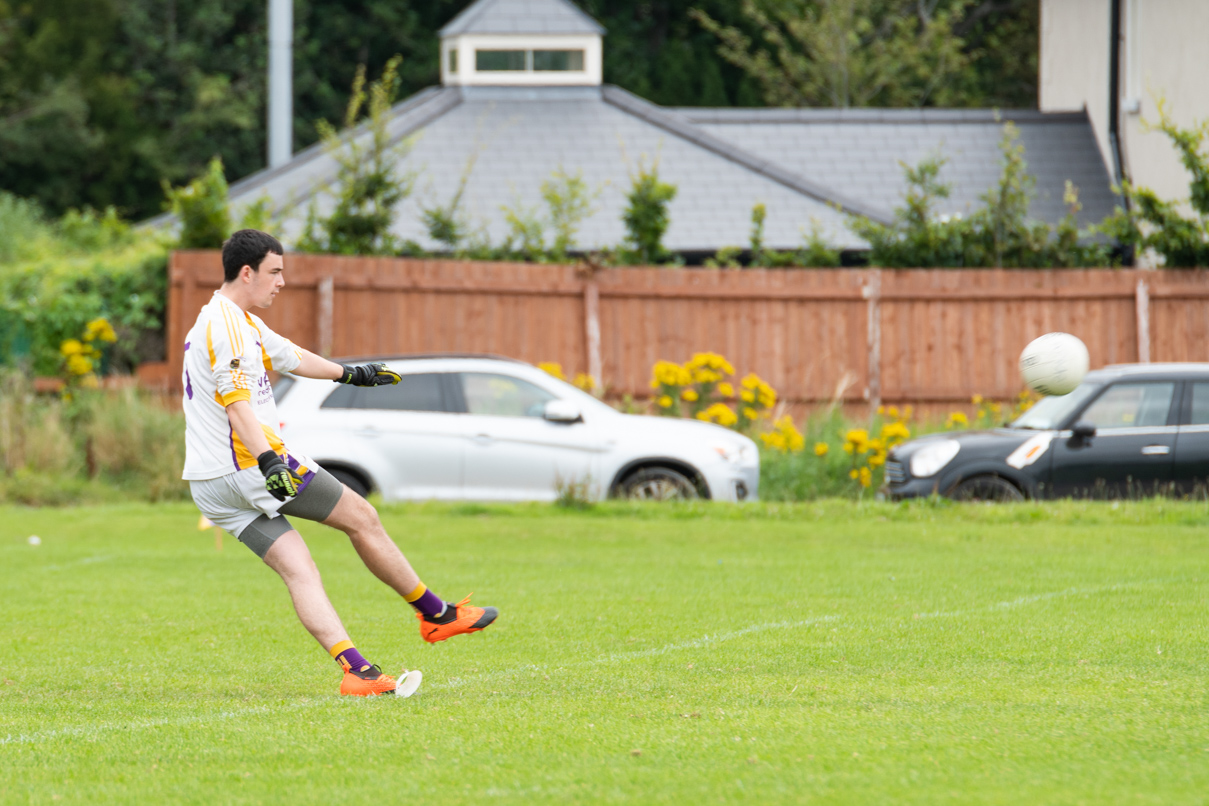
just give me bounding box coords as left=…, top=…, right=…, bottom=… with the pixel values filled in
left=651, top=360, right=691, bottom=389
left=877, top=405, right=885, bottom=415
left=868, top=452, right=886, bottom=467
left=66, top=354, right=93, bottom=376
left=760, top=431, right=786, bottom=450
left=682, top=388, right=699, bottom=402
left=697, top=403, right=738, bottom=427
left=814, top=442, right=829, bottom=456
left=843, top=428, right=869, bottom=454
left=946, top=411, right=969, bottom=428
left=685, top=352, right=735, bottom=376
left=60, top=339, right=84, bottom=357
left=903, top=406, right=913, bottom=419
left=658, top=395, right=673, bottom=408
left=538, top=362, right=566, bottom=380
left=740, top=390, right=755, bottom=403
left=85, top=318, right=117, bottom=343
left=718, top=382, right=734, bottom=397
left=743, top=406, right=758, bottom=420
left=880, top=421, right=911, bottom=445
left=849, top=469, right=859, bottom=480
left=887, top=406, right=899, bottom=419
left=972, top=394, right=984, bottom=405
left=858, top=466, right=872, bottom=488
left=79, top=373, right=100, bottom=389
left=572, top=373, right=596, bottom=392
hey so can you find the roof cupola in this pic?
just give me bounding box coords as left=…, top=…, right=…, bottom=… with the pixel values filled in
left=439, top=0, right=604, bottom=87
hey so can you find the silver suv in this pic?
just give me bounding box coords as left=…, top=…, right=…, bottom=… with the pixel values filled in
left=273, top=355, right=759, bottom=502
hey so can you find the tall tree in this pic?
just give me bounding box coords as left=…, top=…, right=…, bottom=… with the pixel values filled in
left=692, top=0, right=1038, bottom=109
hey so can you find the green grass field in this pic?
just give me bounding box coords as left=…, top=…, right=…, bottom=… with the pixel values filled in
left=2, top=500, right=1207, bottom=804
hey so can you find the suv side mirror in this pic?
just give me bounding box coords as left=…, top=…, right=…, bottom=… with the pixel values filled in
left=543, top=400, right=581, bottom=423
left=1071, top=420, right=1096, bottom=439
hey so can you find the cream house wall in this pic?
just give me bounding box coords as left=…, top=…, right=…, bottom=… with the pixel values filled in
left=1040, top=0, right=1209, bottom=206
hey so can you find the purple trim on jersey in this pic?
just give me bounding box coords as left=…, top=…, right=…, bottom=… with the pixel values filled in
left=185, top=370, right=193, bottom=400
left=184, top=341, right=191, bottom=351
left=286, top=454, right=317, bottom=494
left=228, top=426, right=240, bottom=471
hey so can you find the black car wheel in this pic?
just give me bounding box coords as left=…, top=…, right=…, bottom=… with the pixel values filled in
left=617, top=467, right=699, bottom=501
left=948, top=474, right=1024, bottom=502
left=329, top=468, right=370, bottom=498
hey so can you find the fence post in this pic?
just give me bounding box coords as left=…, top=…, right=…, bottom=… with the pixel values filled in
left=317, top=276, right=334, bottom=359
left=864, top=269, right=882, bottom=411
left=1135, top=277, right=1150, bottom=363
left=584, top=279, right=602, bottom=385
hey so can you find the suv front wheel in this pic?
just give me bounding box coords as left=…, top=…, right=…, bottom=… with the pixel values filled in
left=616, top=467, right=699, bottom=501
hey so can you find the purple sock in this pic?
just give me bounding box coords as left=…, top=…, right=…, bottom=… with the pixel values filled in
left=411, top=588, right=447, bottom=618
left=335, top=645, right=372, bottom=673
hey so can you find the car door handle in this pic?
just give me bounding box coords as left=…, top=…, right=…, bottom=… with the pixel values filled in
left=1141, top=445, right=1171, bottom=456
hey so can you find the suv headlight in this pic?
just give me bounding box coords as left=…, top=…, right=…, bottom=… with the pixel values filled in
left=910, top=439, right=960, bottom=478
left=713, top=442, right=755, bottom=467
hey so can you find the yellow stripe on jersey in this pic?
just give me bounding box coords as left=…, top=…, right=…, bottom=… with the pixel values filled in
left=221, top=389, right=251, bottom=406
left=206, top=322, right=217, bottom=369
left=220, top=303, right=243, bottom=358
left=246, top=316, right=274, bottom=371
left=229, top=423, right=287, bottom=470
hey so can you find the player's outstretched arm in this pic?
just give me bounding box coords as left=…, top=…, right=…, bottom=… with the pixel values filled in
left=288, top=349, right=400, bottom=386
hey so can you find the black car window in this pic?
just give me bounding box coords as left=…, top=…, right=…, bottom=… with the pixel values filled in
left=1188, top=383, right=1209, bottom=425
left=321, top=384, right=362, bottom=409
left=357, top=373, right=447, bottom=412
left=460, top=372, right=555, bottom=417
left=1079, top=383, right=1175, bottom=429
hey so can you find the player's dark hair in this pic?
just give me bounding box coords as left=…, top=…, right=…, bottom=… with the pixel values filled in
left=222, top=229, right=284, bottom=283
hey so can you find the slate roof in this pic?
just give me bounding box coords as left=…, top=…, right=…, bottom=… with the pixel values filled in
left=675, top=107, right=1118, bottom=230
left=215, top=86, right=1117, bottom=254
left=439, top=0, right=606, bottom=36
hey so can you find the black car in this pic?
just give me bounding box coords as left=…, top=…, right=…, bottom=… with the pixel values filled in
left=884, top=363, right=1209, bottom=501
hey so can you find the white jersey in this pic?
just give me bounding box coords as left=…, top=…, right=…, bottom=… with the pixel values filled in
left=181, top=291, right=304, bottom=480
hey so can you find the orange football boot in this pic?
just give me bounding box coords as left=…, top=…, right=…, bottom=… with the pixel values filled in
left=417, top=594, right=498, bottom=644
left=339, top=662, right=398, bottom=696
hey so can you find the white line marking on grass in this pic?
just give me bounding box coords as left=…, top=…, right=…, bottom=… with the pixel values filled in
left=38, top=555, right=114, bottom=572
left=0, top=578, right=1176, bottom=747
left=913, top=578, right=1169, bottom=620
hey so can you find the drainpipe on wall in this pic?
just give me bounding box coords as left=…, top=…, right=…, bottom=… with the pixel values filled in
left=268, top=0, right=293, bottom=169
left=1108, top=0, right=1127, bottom=193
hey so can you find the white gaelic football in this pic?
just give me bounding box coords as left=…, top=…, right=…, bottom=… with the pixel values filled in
left=1019, top=332, right=1090, bottom=396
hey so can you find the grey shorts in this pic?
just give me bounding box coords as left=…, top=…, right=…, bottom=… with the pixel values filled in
left=237, top=467, right=346, bottom=558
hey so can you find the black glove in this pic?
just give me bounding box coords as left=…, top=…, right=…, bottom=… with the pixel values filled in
left=257, top=450, right=303, bottom=502
left=336, top=362, right=401, bottom=387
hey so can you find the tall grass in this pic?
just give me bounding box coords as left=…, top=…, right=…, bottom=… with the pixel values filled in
left=0, top=371, right=187, bottom=505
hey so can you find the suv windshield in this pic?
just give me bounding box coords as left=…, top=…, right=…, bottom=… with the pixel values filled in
left=1011, top=383, right=1102, bottom=430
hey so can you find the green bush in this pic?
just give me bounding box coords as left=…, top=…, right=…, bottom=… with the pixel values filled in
left=0, top=236, right=167, bottom=375
left=1099, top=101, right=1209, bottom=267
left=0, top=372, right=187, bottom=504
left=163, top=157, right=231, bottom=249
left=851, top=123, right=1113, bottom=268
left=297, top=56, right=413, bottom=256
left=617, top=161, right=677, bottom=265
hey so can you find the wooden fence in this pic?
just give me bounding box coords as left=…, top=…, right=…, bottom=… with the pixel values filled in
left=167, top=251, right=1209, bottom=408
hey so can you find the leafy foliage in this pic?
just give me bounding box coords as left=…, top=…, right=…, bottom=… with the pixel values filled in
left=692, top=0, right=1039, bottom=109
left=1099, top=100, right=1209, bottom=268
left=0, top=197, right=166, bottom=374
left=691, top=0, right=970, bottom=108
left=617, top=162, right=678, bottom=265
left=851, top=123, right=1113, bottom=268
left=296, top=56, right=413, bottom=256
left=163, top=157, right=231, bottom=249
